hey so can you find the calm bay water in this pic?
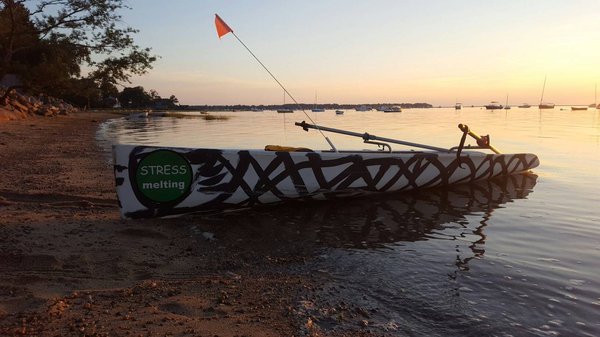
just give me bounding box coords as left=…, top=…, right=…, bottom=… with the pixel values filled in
left=97, top=107, right=600, bottom=336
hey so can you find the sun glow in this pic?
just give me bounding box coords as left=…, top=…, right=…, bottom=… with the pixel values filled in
left=125, top=0, right=600, bottom=106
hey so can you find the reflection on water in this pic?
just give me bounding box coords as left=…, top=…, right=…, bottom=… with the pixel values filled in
left=190, top=174, right=538, bottom=335
left=197, top=174, right=536, bottom=250
left=97, top=108, right=600, bottom=336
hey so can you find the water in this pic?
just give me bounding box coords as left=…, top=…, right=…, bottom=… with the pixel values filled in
left=97, top=107, right=600, bottom=336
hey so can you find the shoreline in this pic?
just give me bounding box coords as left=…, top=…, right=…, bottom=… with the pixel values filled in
left=0, top=113, right=314, bottom=336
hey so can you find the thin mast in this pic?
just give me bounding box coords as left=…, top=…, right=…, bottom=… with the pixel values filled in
left=540, top=76, right=547, bottom=105
left=216, top=14, right=337, bottom=151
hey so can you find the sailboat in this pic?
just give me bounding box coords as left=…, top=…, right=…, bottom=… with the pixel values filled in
left=311, top=91, right=324, bottom=112
left=504, top=95, right=511, bottom=110
left=538, top=76, right=555, bottom=109
left=455, top=101, right=462, bottom=110
left=277, top=90, right=294, bottom=113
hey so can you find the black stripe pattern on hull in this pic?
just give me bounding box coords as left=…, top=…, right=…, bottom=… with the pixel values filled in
left=113, top=146, right=539, bottom=219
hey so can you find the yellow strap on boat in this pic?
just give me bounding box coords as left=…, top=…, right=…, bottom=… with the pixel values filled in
left=264, top=145, right=313, bottom=152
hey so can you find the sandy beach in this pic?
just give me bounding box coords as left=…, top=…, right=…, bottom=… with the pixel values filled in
left=0, top=113, right=329, bottom=336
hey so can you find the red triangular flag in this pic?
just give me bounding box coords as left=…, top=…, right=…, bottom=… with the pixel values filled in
left=215, top=14, right=233, bottom=38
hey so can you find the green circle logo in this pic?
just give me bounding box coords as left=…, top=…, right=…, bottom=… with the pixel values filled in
left=135, top=150, right=193, bottom=203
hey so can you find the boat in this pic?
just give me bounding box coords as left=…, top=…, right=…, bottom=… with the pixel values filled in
left=571, top=106, right=588, bottom=111
left=335, top=109, right=344, bottom=115
left=311, top=91, right=324, bottom=112
left=518, top=103, right=531, bottom=108
left=504, top=95, right=511, bottom=110
left=538, top=76, right=555, bottom=109
left=154, top=14, right=538, bottom=219
left=113, top=122, right=539, bottom=219
left=277, top=90, right=294, bottom=113
left=383, top=106, right=402, bottom=113
left=484, top=101, right=503, bottom=110
left=128, top=111, right=149, bottom=119
left=455, top=103, right=462, bottom=110
left=538, top=103, right=555, bottom=109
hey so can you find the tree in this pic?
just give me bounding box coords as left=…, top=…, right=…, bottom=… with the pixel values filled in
left=118, top=86, right=151, bottom=108
left=0, top=0, right=156, bottom=101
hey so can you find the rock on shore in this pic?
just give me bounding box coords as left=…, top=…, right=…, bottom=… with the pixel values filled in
left=0, top=88, right=78, bottom=121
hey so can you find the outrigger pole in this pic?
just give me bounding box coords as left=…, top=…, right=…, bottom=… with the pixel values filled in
left=296, top=121, right=449, bottom=152
left=215, top=14, right=337, bottom=152
left=296, top=121, right=501, bottom=154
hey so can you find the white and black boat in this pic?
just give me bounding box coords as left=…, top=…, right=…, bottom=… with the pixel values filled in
left=113, top=122, right=539, bottom=219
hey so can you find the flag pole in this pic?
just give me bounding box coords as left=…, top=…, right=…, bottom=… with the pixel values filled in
left=216, top=14, right=337, bottom=152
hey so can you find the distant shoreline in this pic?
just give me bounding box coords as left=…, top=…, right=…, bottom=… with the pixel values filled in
left=177, top=102, right=433, bottom=111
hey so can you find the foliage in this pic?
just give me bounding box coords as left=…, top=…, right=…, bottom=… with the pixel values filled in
left=117, top=86, right=180, bottom=109
left=118, top=86, right=151, bottom=108
left=0, top=0, right=157, bottom=107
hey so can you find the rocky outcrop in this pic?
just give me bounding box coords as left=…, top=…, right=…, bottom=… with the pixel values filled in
left=0, top=88, right=78, bottom=121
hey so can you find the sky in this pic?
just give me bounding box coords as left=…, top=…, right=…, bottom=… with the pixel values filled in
left=121, top=0, right=600, bottom=106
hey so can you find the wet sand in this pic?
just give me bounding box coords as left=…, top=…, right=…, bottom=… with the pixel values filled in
left=0, top=113, right=323, bottom=336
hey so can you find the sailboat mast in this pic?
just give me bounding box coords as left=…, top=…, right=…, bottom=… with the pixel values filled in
left=540, top=76, right=547, bottom=105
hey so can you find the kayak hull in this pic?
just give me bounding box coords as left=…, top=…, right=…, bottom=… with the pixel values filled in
left=113, top=145, right=539, bottom=219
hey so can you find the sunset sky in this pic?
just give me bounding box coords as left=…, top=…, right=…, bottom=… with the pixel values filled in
left=123, top=0, right=600, bottom=106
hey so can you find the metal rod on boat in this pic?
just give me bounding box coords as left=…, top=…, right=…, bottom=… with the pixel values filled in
left=457, top=124, right=501, bottom=154
left=215, top=14, right=338, bottom=152
left=295, top=121, right=450, bottom=152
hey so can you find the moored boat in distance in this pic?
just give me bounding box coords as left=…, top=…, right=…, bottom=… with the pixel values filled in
left=383, top=106, right=402, bottom=113
left=128, top=111, right=149, bottom=119
left=538, top=76, right=554, bottom=109
left=311, top=91, right=324, bottom=112
left=571, top=106, right=588, bottom=111
left=455, top=103, right=462, bottom=110
left=113, top=122, right=540, bottom=219
left=335, top=109, right=344, bottom=115
left=485, top=101, right=503, bottom=110
left=504, top=95, right=511, bottom=110
left=278, top=90, right=293, bottom=113
left=538, top=103, right=555, bottom=109
left=518, top=103, right=531, bottom=108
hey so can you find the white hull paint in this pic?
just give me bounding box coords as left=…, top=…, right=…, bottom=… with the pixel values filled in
left=113, top=145, right=539, bottom=219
